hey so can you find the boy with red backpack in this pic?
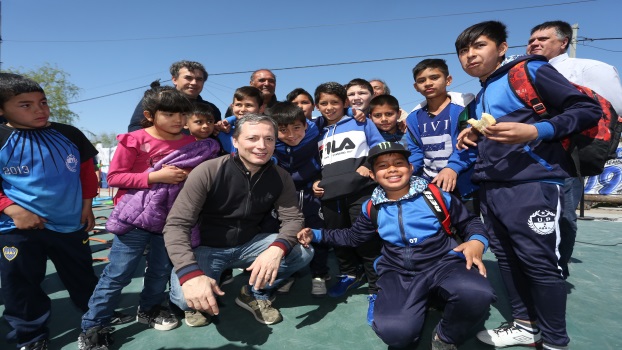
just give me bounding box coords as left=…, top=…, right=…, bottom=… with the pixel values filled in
left=298, top=142, right=495, bottom=350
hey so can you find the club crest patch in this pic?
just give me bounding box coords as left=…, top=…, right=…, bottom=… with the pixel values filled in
left=3, top=246, right=18, bottom=261
left=66, top=154, right=78, bottom=172
left=527, top=210, right=556, bottom=235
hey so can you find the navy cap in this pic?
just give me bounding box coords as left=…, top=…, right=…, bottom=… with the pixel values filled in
left=367, top=142, right=411, bottom=166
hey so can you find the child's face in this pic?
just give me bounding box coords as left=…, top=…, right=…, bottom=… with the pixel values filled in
left=186, top=114, right=215, bottom=140
left=316, top=93, right=345, bottom=126
left=370, top=153, right=413, bottom=200
left=0, top=92, right=50, bottom=129
left=346, top=85, right=373, bottom=112
left=370, top=104, right=399, bottom=134
left=145, top=110, right=187, bottom=139
left=458, top=35, right=508, bottom=81
left=414, top=68, right=452, bottom=100
left=278, top=120, right=307, bottom=147
left=231, top=97, right=261, bottom=119
left=291, top=94, right=314, bottom=120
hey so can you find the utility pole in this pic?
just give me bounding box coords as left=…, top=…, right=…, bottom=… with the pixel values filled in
left=569, top=23, right=579, bottom=58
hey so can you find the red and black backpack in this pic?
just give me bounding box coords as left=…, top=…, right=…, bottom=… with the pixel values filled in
left=508, top=57, right=622, bottom=176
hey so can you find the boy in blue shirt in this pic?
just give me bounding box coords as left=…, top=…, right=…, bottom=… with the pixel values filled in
left=369, top=95, right=407, bottom=147
left=405, top=58, right=478, bottom=212
left=269, top=101, right=329, bottom=297
left=217, top=86, right=264, bottom=153
left=454, top=21, right=601, bottom=350
left=0, top=73, right=100, bottom=350
left=312, top=82, right=385, bottom=313
left=298, top=142, right=495, bottom=350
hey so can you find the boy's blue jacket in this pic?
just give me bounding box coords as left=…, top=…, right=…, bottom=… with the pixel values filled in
left=447, top=55, right=602, bottom=183
left=405, top=92, right=476, bottom=197
left=317, top=116, right=385, bottom=201
left=312, top=176, right=489, bottom=273
left=273, top=121, right=322, bottom=191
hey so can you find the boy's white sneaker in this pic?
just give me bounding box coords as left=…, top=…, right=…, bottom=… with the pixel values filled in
left=476, top=321, right=541, bottom=347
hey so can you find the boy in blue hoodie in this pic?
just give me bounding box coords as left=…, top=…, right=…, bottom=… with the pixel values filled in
left=453, top=21, right=601, bottom=350
left=312, top=82, right=385, bottom=311
left=405, top=58, right=478, bottom=213
left=369, top=94, right=407, bottom=147
left=298, top=142, right=495, bottom=350
left=269, top=101, right=330, bottom=297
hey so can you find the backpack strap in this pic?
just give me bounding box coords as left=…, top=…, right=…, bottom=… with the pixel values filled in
left=365, top=199, right=379, bottom=229
left=508, top=60, right=550, bottom=118
left=422, top=183, right=453, bottom=237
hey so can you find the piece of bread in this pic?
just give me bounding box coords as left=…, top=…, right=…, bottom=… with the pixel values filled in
left=467, top=113, right=496, bottom=133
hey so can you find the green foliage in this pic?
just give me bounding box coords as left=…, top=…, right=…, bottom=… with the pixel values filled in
left=4, top=63, right=80, bottom=125
left=87, top=131, right=118, bottom=148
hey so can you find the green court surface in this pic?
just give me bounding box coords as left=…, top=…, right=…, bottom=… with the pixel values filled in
left=1, top=205, right=620, bottom=349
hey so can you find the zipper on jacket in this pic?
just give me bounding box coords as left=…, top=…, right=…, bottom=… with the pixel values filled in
left=397, top=202, right=409, bottom=245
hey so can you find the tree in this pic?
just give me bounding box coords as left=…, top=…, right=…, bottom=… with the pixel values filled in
left=5, top=63, right=80, bottom=125
left=88, top=131, right=118, bottom=148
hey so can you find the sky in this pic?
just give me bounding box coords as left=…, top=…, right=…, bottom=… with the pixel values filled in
left=2, top=0, right=621, bottom=137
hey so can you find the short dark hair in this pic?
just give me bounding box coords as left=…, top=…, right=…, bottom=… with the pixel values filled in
left=369, top=95, right=400, bottom=114
left=190, top=101, right=215, bottom=119
left=233, top=86, right=264, bottom=107
left=0, top=73, right=45, bottom=108
left=345, top=78, right=373, bottom=95
left=530, top=20, right=572, bottom=44
left=286, top=88, right=314, bottom=105
left=455, top=21, right=507, bottom=56
left=369, top=79, right=391, bottom=95
left=232, top=113, right=278, bottom=140
left=269, top=101, right=307, bottom=126
left=170, top=60, right=208, bottom=80
left=412, top=59, right=450, bottom=80
left=141, top=83, right=192, bottom=128
left=314, top=82, right=347, bottom=104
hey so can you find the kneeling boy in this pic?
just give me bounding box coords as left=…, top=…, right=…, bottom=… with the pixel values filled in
left=298, top=142, right=495, bottom=350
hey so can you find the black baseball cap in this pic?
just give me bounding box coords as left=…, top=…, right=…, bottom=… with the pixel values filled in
left=367, top=142, right=411, bottom=167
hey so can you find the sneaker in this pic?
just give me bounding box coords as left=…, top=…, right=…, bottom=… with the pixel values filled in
left=476, top=321, right=542, bottom=347
left=276, top=277, right=295, bottom=294
left=235, top=285, right=283, bottom=325
left=110, top=311, right=133, bottom=325
left=543, top=343, right=569, bottom=350
left=367, top=294, right=377, bottom=326
left=136, top=305, right=179, bottom=331
left=78, top=326, right=114, bottom=350
left=184, top=310, right=211, bottom=327
left=219, top=269, right=234, bottom=286
left=311, top=275, right=330, bottom=298
left=327, top=274, right=364, bottom=298
left=431, top=327, right=458, bottom=350
left=20, top=339, right=48, bottom=350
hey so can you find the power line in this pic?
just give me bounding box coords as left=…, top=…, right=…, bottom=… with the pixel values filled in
left=7, top=1, right=595, bottom=44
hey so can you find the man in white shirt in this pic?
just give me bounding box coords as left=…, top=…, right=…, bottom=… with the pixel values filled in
left=527, top=20, right=622, bottom=278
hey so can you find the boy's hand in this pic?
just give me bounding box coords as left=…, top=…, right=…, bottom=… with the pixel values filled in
left=297, top=228, right=313, bottom=248
left=352, top=108, right=366, bottom=123
left=482, top=122, right=538, bottom=144
left=3, top=204, right=47, bottom=230
left=148, top=165, right=188, bottom=185
left=397, top=119, right=407, bottom=133
left=453, top=240, right=486, bottom=277
left=214, top=120, right=231, bottom=135
left=312, top=180, right=324, bottom=198
left=456, top=127, right=480, bottom=150
left=431, top=168, right=458, bottom=192
left=356, top=166, right=371, bottom=178
left=81, top=199, right=96, bottom=232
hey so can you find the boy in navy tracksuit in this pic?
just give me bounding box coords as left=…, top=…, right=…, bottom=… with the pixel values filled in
left=405, top=58, right=478, bottom=213
left=312, top=82, right=385, bottom=308
left=269, top=101, right=330, bottom=297
left=369, top=94, right=408, bottom=148
left=298, top=142, right=495, bottom=350
left=453, top=21, right=601, bottom=350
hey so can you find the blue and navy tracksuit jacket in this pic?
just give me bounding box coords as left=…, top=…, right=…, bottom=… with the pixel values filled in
left=447, top=55, right=602, bottom=184
left=273, top=121, right=323, bottom=228
left=316, top=115, right=385, bottom=201
left=311, top=176, right=489, bottom=274
left=405, top=92, right=477, bottom=197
